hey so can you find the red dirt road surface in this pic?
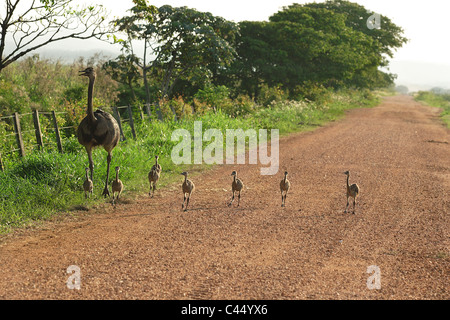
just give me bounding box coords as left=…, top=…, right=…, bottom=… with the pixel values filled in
left=0, top=95, right=448, bottom=300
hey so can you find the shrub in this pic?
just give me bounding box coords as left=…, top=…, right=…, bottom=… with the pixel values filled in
left=257, top=84, right=289, bottom=106
left=194, top=85, right=233, bottom=113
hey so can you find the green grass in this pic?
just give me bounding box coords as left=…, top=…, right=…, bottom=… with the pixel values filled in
left=0, top=89, right=380, bottom=234
left=415, top=91, right=450, bottom=128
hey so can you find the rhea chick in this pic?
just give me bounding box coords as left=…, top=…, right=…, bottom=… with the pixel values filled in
left=344, top=170, right=360, bottom=214
left=280, top=171, right=290, bottom=207
left=112, top=166, right=123, bottom=205
left=83, top=167, right=93, bottom=199
left=148, top=156, right=161, bottom=197
left=181, top=171, right=195, bottom=211
left=228, top=170, right=244, bottom=207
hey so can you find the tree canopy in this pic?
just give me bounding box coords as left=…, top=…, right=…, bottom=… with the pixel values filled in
left=231, top=1, right=407, bottom=98
left=0, top=0, right=110, bottom=73
left=109, top=1, right=238, bottom=117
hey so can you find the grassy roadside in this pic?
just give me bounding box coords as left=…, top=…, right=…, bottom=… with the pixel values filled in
left=0, top=89, right=381, bottom=234
left=414, top=91, right=450, bottom=128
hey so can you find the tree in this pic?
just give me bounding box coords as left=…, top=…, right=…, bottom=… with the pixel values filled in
left=110, top=0, right=158, bottom=111
left=395, top=85, right=409, bottom=95
left=110, top=1, right=238, bottom=118
left=102, top=53, right=141, bottom=102
left=235, top=6, right=379, bottom=97
left=304, top=0, right=408, bottom=87
left=0, top=0, right=110, bottom=73
left=233, top=1, right=407, bottom=97
left=304, top=0, right=408, bottom=62
left=152, top=5, right=237, bottom=99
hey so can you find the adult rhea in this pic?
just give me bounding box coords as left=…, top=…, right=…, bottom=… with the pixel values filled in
left=77, top=67, right=120, bottom=197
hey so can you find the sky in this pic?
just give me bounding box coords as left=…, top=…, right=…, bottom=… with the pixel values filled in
left=36, top=0, right=450, bottom=91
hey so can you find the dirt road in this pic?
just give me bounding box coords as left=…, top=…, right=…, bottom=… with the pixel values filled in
left=0, top=95, right=448, bottom=300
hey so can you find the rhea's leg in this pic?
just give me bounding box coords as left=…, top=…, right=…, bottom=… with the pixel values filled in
left=228, top=191, right=235, bottom=206
left=237, top=191, right=241, bottom=207
left=185, top=193, right=191, bottom=211
left=86, top=146, right=94, bottom=181
left=102, top=152, right=112, bottom=197
left=345, top=195, right=349, bottom=213
left=182, top=194, right=186, bottom=210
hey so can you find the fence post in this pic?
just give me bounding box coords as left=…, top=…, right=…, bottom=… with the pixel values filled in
left=154, top=101, right=164, bottom=121
left=113, top=107, right=126, bottom=141
left=33, top=109, right=44, bottom=150
left=138, top=105, right=144, bottom=120
left=127, top=105, right=137, bottom=139
left=51, top=111, right=63, bottom=153
left=13, top=112, right=25, bottom=157
left=145, top=103, right=152, bottom=120
left=169, top=103, right=178, bottom=122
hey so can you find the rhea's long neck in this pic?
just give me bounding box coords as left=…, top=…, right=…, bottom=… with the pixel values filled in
left=346, top=175, right=350, bottom=189
left=87, top=76, right=97, bottom=124
left=115, top=171, right=119, bottom=181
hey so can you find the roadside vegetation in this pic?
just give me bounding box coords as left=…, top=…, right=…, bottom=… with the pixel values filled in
left=415, top=91, right=450, bottom=128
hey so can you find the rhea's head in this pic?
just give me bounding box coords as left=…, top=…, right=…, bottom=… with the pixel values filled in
left=79, top=67, right=96, bottom=80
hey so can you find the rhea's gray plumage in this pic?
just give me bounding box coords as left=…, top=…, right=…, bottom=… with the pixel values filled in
left=77, top=67, right=120, bottom=198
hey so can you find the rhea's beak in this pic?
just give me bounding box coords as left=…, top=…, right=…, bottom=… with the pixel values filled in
left=79, top=69, right=88, bottom=76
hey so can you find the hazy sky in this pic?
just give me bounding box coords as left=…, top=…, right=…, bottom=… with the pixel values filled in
left=41, top=0, right=450, bottom=90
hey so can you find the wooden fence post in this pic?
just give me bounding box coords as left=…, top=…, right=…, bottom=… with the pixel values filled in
left=169, top=103, right=178, bottom=122
left=154, top=101, right=164, bottom=121
left=51, top=111, right=63, bottom=153
left=127, top=105, right=137, bottom=139
left=145, top=103, right=152, bottom=120
left=138, top=105, right=144, bottom=120
left=13, top=112, right=25, bottom=157
left=113, top=107, right=126, bottom=141
left=33, top=109, right=44, bottom=150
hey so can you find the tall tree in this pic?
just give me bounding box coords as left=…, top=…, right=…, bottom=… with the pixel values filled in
left=110, top=1, right=238, bottom=117
left=233, top=1, right=407, bottom=96
left=303, top=0, right=408, bottom=87
left=0, top=0, right=110, bottom=73
left=102, top=53, right=141, bottom=102
left=110, top=0, right=158, bottom=111
left=304, top=0, right=408, bottom=62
